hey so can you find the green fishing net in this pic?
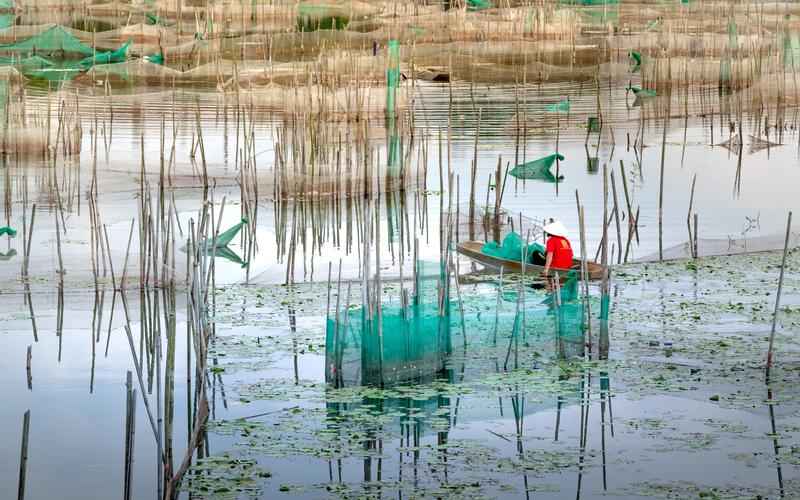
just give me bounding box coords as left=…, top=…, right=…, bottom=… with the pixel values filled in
left=326, top=261, right=453, bottom=386
left=297, top=3, right=350, bottom=32
left=629, top=51, right=642, bottom=72
left=180, top=218, right=249, bottom=267
left=546, top=99, right=570, bottom=113
left=0, top=25, right=95, bottom=57
left=79, top=40, right=130, bottom=69
left=481, top=232, right=545, bottom=262
left=467, top=0, right=492, bottom=11
left=145, top=53, right=164, bottom=65
left=509, top=153, right=564, bottom=182
left=326, top=259, right=609, bottom=388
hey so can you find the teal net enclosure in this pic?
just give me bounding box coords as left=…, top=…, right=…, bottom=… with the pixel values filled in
left=326, top=261, right=454, bottom=387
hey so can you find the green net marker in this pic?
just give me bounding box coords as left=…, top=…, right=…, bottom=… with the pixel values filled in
left=181, top=218, right=250, bottom=267
left=629, top=51, right=642, bottom=72
left=0, top=225, right=17, bottom=237
left=587, top=116, right=600, bottom=133
left=79, top=40, right=132, bottom=69
left=546, top=99, right=570, bottom=113
left=145, top=53, right=164, bottom=65
left=728, top=19, right=738, bottom=49
left=466, top=0, right=492, bottom=11
left=509, top=153, right=565, bottom=182
left=386, top=40, right=400, bottom=119
left=214, top=218, right=248, bottom=247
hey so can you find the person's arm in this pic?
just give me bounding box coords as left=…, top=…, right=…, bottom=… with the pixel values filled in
left=543, top=251, right=553, bottom=277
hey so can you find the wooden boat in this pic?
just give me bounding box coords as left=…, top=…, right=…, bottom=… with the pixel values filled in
left=457, top=240, right=606, bottom=280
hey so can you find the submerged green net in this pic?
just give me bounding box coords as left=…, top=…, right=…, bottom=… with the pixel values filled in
left=326, top=259, right=609, bottom=388
left=326, top=261, right=453, bottom=387
left=0, top=25, right=95, bottom=57
left=509, top=153, right=564, bottom=182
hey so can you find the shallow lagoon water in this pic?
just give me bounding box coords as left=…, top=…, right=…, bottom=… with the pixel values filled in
left=0, top=75, right=800, bottom=499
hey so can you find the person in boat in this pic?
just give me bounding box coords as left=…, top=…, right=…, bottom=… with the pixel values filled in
left=541, top=219, right=573, bottom=286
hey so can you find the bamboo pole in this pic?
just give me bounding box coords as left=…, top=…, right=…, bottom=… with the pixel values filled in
left=17, top=410, right=30, bottom=500
left=766, top=211, right=792, bottom=381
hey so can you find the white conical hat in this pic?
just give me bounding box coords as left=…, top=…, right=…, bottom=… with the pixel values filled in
left=543, top=220, right=569, bottom=238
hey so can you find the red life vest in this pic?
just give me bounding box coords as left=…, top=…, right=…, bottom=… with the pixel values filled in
left=546, top=236, right=573, bottom=270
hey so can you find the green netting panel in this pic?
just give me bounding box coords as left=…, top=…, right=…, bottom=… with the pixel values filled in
left=22, top=60, right=83, bottom=82
left=326, top=261, right=453, bottom=387
left=783, top=34, right=800, bottom=68
left=386, top=40, right=400, bottom=170
left=541, top=271, right=579, bottom=306
left=79, top=40, right=130, bottom=69
left=297, top=3, right=350, bottom=32
left=481, top=231, right=545, bottom=262
left=178, top=218, right=249, bottom=267
left=509, top=153, right=564, bottom=182
left=0, top=25, right=95, bottom=57
left=0, top=55, right=53, bottom=70
left=467, top=0, right=492, bottom=11
left=719, top=56, right=731, bottom=89
left=728, top=19, right=738, bottom=49
left=0, top=14, right=13, bottom=29
left=386, top=39, right=399, bottom=119
left=146, top=12, right=166, bottom=26
left=145, top=53, right=164, bottom=65
left=546, top=99, right=570, bottom=113
left=215, top=218, right=248, bottom=247
left=629, top=51, right=642, bottom=72
left=599, top=293, right=610, bottom=321
left=0, top=0, right=12, bottom=10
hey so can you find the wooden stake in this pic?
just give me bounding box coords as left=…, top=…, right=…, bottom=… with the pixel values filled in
left=17, top=410, right=30, bottom=500
left=766, top=211, right=792, bottom=381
